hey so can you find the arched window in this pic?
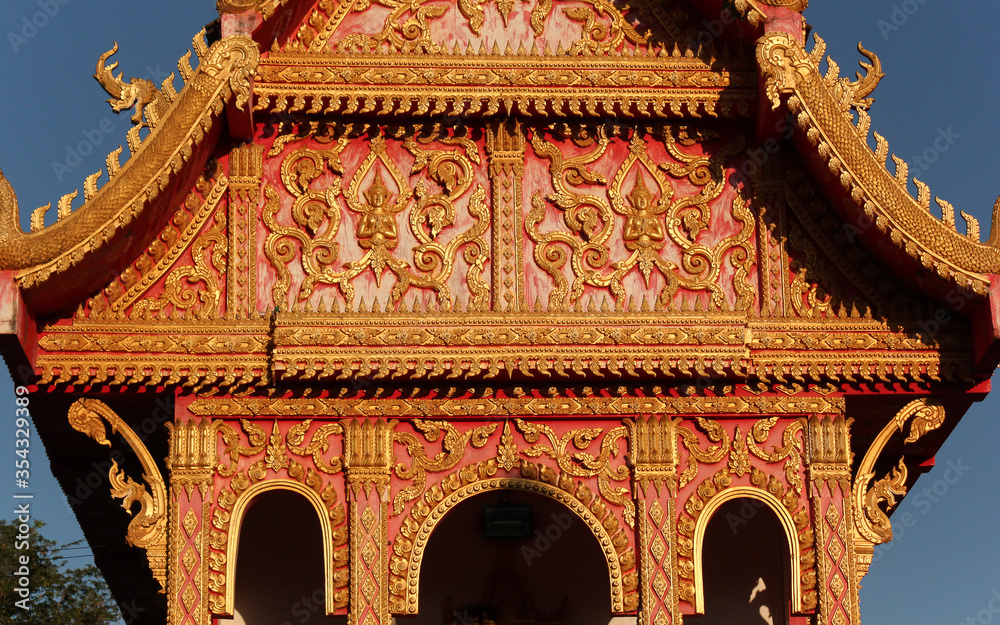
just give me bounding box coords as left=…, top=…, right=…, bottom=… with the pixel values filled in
left=225, top=489, right=345, bottom=625
left=415, top=490, right=626, bottom=625
left=697, top=498, right=790, bottom=625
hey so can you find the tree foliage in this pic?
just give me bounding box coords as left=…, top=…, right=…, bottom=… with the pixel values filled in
left=0, top=520, right=120, bottom=625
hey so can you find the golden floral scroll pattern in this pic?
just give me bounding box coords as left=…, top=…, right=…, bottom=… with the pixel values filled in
left=263, top=128, right=489, bottom=313
left=675, top=418, right=816, bottom=613
left=527, top=126, right=753, bottom=313
left=208, top=420, right=349, bottom=613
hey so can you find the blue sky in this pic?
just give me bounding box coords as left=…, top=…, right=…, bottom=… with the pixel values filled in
left=0, top=1, right=998, bottom=624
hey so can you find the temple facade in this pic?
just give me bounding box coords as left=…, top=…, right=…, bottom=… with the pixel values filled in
left=1, top=1, right=998, bottom=624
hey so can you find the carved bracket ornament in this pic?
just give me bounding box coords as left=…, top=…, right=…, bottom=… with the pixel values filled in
left=851, top=398, right=945, bottom=582
left=67, top=398, right=168, bottom=591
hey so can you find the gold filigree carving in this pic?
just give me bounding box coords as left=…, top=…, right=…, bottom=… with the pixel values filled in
left=515, top=419, right=633, bottom=527
left=253, top=50, right=756, bottom=121
left=211, top=420, right=349, bottom=614
left=167, top=417, right=220, bottom=493
left=393, top=420, right=499, bottom=513
left=787, top=219, right=844, bottom=318
left=228, top=142, right=264, bottom=320
left=68, top=399, right=168, bottom=592
left=310, top=0, right=648, bottom=54
left=264, top=128, right=489, bottom=313
left=496, top=420, right=519, bottom=471
left=486, top=119, right=527, bottom=313
left=748, top=417, right=804, bottom=495
left=527, top=126, right=753, bottom=312
left=677, top=417, right=729, bottom=488
left=805, top=415, right=852, bottom=492
left=191, top=394, right=846, bottom=419
left=136, top=199, right=227, bottom=321
left=86, top=172, right=228, bottom=321
left=678, top=471, right=815, bottom=613
left=626, top=414, right=679, bottom=496
left=343, top=417, right=398, bottom=494
left=678, top=417, right=804, bottom=494
left=36, top=314, right=964, bottom=388
left=218, top=418, right=344, bottom=479
left=167, top=417, right=217, bottom=625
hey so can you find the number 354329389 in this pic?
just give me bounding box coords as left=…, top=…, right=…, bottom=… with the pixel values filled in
left=14, top=385, right=30, bottom=476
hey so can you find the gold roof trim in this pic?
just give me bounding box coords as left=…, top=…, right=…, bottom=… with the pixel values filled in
left=253, top=48, right=757, bottom=120
left=757, top=32, right=1000, bottom=296
left=0, top=34, right=259, bottom=290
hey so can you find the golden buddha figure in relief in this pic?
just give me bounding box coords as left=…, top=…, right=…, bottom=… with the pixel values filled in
left=357, top=170, right=400, bottom=249
left=622, top=174, right=665, bottom=249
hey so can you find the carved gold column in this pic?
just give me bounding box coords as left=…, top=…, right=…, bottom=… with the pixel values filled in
left=805, top=415, right=858, bottom=625
left=344, top=418, right=397, bottom=625
left=166, top=416, right=219, bottom=625
left=485, top=120, right=526, bottom=313
left=227, top=142, right=263, bottom=319
left=627, top=415, right=679, bottom=625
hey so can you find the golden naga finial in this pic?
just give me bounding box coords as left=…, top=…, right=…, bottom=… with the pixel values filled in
left=848, top=43, right=885, bottom=109
left=985, top=195, right=1000, bottom=247
left=94, top=42, right=169, bottom=129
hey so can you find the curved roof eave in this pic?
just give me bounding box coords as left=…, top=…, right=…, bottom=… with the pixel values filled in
left=0, top=34, right=260, bottom=316
left=757, top=32, right=1000, bottom=300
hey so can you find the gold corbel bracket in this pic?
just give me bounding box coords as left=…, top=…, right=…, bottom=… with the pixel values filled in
left=343, top=417, right=398, bottom=498
left=851, top=398, right=945, bottom=581
left=625, top=414, right=680, bottom=498
left=804, top=414, right=853, bottom=496
left=68, top=398, right=168, bottom=592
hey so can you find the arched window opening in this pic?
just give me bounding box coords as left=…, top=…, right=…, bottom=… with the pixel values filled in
left=414, top=490, right=625, bottom=625
left=696, top=498, right=791, bottom=625
left=223, top=489, right=346, bottom=625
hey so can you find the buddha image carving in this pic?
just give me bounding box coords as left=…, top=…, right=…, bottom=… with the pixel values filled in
left=622, top=173, right=668, bottom=250
left=356, top=170, right=401, bottom=250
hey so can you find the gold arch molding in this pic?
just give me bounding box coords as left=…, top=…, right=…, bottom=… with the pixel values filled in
left=223, top=479, right=338, bottom=616
left=395, top=476, right=631, bottom=614
left=690, top=486, right=803, bottom=614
